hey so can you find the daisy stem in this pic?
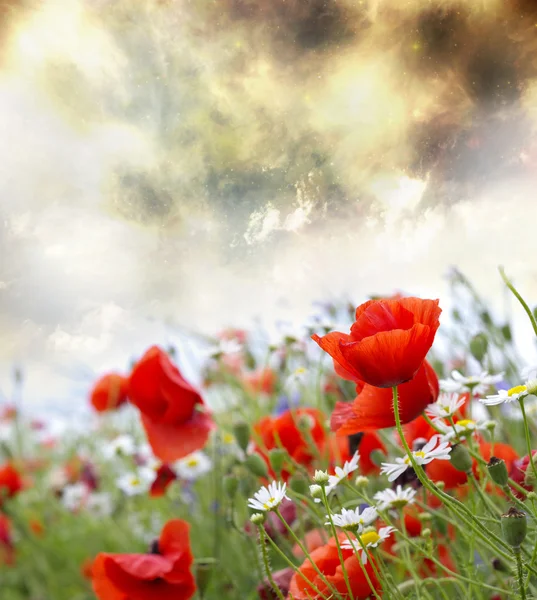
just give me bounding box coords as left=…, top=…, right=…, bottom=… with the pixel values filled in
left=468, top=473, right=501, bottom=518
left=321, top=488, right=354, bottom=600
left=518, top=398, right=537, bottom=485
left=391, top=386, right=513, bottom=562
left=499, top=267, right=537, bottom=339
left=257, top=527, right=286, bottom=600
left=274, top=508, right=343, bottom=600
left=345, top=531, right=383, bottom=600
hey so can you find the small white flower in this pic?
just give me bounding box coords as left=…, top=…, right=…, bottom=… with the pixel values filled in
left=207, top=338, right=243, bottom=358
left=329, top=506, right=377, bottom=531
left=86, top=492, right=113, bottom=518
left=481, top=385, right=528, bottom=406
left=285, top=367, right=308, bottom=390
left=248, top=481, right=290, bottom=512
left=425, top=393, right=466, bottom=421
left=325, top=452, right=360, bottom=495
left=380, top=436, right=451, bottom=482
left=341, top=526, right=395, bottom=564
left=313, top=470, right=330, bottom=485
left=440, top=370, right=504, bottom=396
left=102, top=434, right=137, bottom=459
left=437, top=419, right=486, bottom=441
left=116, top=467, right=154, bottom=496
left=61, top=483, right=89, bottom=512
left=374, top=485, right=416, bottom=511
left=174, top=452, right=212, bottom=480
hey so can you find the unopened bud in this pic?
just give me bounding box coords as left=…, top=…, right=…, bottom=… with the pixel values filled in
left=297, top=414, right=315, bottom=432
left=470, top=333, right=488, bottom=363
left=269, top=449, right=287, bottom=476
left=421, top=528, right=431, bottom=539
left=527, top=492, right=537, bottom=501
left=309, top=484, right=323, bottom=499
left=492, top=558, right=509, bottom=572
left=250, top=513, right=266, bottom=526
left=418, top=512, right=432, bottom=522
left=487, top=457, right=508, bottom=486
left=501, top=324, right=512, bottom=342
left=355, top=476, right=369, bottom=489
left=194, top=558, right=217, bottom=598
left=435, top=481, right=445, bottom=490
left=223, top=475, right=239, bottom=498
left=244, top=454, right=268, bottom=479
left=450, top=444, right=473, bottom=473
left=313, top=470, right=330, bottom=485
left=233, top=422, right=250, bottom=453
left=370, top=449, right=386, bottom=467
left=501, top=507, right=527, bottom=548
left=289, top=474, right=309, bottom=496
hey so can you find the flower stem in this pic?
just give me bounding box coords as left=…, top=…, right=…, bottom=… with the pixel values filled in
left=514, top=547, right=527, bottom=600
left=257, top=527, right=286, bottom=600
left=499, top=267, right=537, bottom=339
left=518, top=397, right=537, bottom=484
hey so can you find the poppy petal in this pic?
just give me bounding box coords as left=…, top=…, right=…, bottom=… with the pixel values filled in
left=350, top=300, right=415, bottom=341
left=311, top=332, right=364, bottom=382
left=110, top=554, right=173, bottom=580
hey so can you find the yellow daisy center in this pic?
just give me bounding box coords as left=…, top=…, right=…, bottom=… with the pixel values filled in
left=456, top=419, right=475, bottom=428
left=130, top=478, right=141, bottom=486
left=508, top=385, right=528, bottom=397
left=414, top=451, right=426, bottom=459
left=360, top=531, right=380, bottom=546
left=186, top=458, right=199, bottom=467
left=223, top=433, right=234, bottom=444
left=263, top=497, right=275, bottom=509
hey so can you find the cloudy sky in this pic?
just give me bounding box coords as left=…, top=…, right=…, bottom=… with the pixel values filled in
left=1, top=0, right=537, bottom=413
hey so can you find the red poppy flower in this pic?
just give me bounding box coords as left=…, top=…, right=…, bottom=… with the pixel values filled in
left=150, top=465, right=177, bottom=498
left=289, top=534, right=381, bottom=600
left=252, top=408, right=327, bottom=477
left=244, top=368, right=277, bottom=396
left=128, top=346, right=214, bottom=462
left=331, top=361, right=439, bottom=433
left=0, top=463, right=23, bottom=502
left=90, top=373, right=129, bottom=413
left=92, top=519, right=196, bottom=600
left=312, top=297, right=441, bottom=388
left=258, top=567, right=294, bottom=600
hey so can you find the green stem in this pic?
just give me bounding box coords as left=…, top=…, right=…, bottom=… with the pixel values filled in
left=518, top=397, right=537, bottom=484
left=515, top=547, right=527, bottom=600
left=257, top=527, right=286, bottom=600
left=499, top=267, right=537, bottom=339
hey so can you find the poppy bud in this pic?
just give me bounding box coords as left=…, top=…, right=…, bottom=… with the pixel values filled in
left=223, top=475, right=239, bottom=499
left=233, top=422, right=250, bottom=453
left=501, top=507, right=527, bottom=548
left=370, top=449, right=386, bottom=467
left=269, top=449, right=287, bottom=476
left=470, top=333, right=488, bottom=363
left=492, top=558, right=509, bottom=572
left=244, top=454, right=268, bottom=479
left=450, top=444, right=473, bottom=473
left=480, top=311, right=492, bottom=326
left=487, top=457, right=509, bottom=486
left=195, top=558, right=217, bottom=598
left=501, top=324, right=512, bottom=342
left=289, top=474, right=309, bottom=496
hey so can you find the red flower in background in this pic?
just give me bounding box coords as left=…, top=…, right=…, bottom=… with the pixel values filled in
left=252, top=408, right=327, bottom=477
left=244, top=368, right=277, bottom=396
left=0, top=463, right=23, bottom=503
left=0, top=514, right=14, bottom=565
left=510, top=450, right=537, bottom=496
left=289, top=534, right=381, bottom=600
left=329, top=432, right=386, bottom=476
left=331, top=361, right=439, bottom=433
left=150, top=465, right=177, bottom=497
left=128, top=346, right=214, bottom=462
left=92, top=519, right=196, bottom=600
left=312, top=297, right=441, bottom=388
left=90, top=373, right=129, bottom=413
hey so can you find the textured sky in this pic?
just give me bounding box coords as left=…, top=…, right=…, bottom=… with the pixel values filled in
left=1, top=0, right=537, bottom=412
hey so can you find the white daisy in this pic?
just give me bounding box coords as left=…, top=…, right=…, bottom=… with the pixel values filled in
left=86, top=492, right=113, bottom=518
left=436, top=418, right=486, bottom=441
left=440, top=370, right=504, bottom=396
left=329, top=506, right=377, bottom=531
left=374, top=485, right=416, bottom=511
left=326, top=452, right=360, bottom=495
left=61, top=483, right=89, bottom=512
left=380, top=436, right=451, bottom=482
left=116, top=467, right=154, bottom=496
left=481, top=385, right=528, bottom=406
left=341, top=526, right=395, bottom=564
left=102, top=434, right=137, bottom=459
left=425, top=393, right=466, bottom=421
left=248, top=481, right=290, bottom=512
left=174, top=451, right=212, bottom=480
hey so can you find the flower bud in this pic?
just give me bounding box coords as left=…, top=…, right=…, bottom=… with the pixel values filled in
left=194, top=558, right=217, bottom=599
left=313, top=470, right=330, bottom=485
left=492, top=558, right=509, bottom=572
left=501, top=324, right=512, bottom=342
left=501, top=507, right=527, bottom=548
left=269, top=449, right=287, bottom=476
left=309, top=484, right=323, bottom=499
left=223, top=474, right=239, bottom=498
left=418, top=512, right=432, bottom=522
left=487, top=457, right=508, bottom=486
left=449, top=444, right=473, bottom=473
left=370, top=449, right=386, bottom=467
left=289, top=474, right=309, bottom=496
left=421, top=528, right=431, bottom=539
left=250, top=513, right=266, bottom=526
left=435, top=481, right=445, bottom=490
left=244, top=454, right=268, bottom=479
left=233, top=422, right=251, bottom=453
left=470, top=333, right=488, bottom=363
left=355, top=476, right=369, bottom=489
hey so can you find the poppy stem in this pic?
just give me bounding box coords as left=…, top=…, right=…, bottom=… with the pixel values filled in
left=518, top=398, right=537, bottom=487
left=499, top=267, right=537, bottom=340
left=257, top=527, right=286, bottom=600
left=514, top=547, right=527, bottom=600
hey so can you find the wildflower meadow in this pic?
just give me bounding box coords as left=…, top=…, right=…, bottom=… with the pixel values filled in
left=3, top=267, right=537, bottom=599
